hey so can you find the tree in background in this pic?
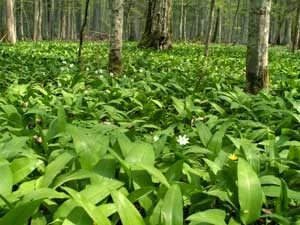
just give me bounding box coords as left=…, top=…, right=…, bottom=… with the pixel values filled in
left=139, top=0, right=172, bottom=50
left=7, top=0, right=16, bottom=44
left=246, top=0, right=272, bottom=94
left=292, top=0, right=300, bottom=53
left=108, top=0, right=124, bottom=74
left=204, top=0, right=215, bottom=56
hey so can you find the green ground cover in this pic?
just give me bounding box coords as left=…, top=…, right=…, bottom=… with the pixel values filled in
left=0, top=42, right=300, bottom=224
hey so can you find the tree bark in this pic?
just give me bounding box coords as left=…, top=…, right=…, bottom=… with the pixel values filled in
left=139, top=0, right=172, bottom=50
left=38, top=0, right=43, bottom=40
left=230, top=0, right=241, bottom=43
left=7, top=0, right=16, bottom=44
left=246, top=0, right=272, bottom=94
left=108, top=0, right=124, bottom=74
left=213, top=7, right=221, bottom=43
left=292, top=0, right=300, bottom=53
left=204, top=0, right=215, bottom=56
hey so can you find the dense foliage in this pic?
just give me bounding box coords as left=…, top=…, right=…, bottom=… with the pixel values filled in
left=0, top=42, right=300, bottom=225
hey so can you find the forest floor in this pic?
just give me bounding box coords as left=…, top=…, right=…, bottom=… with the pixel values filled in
left=0, top=42, right=300, bottom=225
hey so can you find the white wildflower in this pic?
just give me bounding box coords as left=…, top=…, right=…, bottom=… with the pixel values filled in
left=69, top=63, right=74, bottom=68
left=177, top=135, right=189, bottom=146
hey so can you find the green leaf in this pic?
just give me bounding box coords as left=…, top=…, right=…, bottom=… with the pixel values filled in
left=125, top=141, right=155, bottom=166
left=40, top=151, right=74, bottom=187
left=10, top=157, right=43, bottom=184
left=187, top=209, right=227, bottom=225
left=69, top=125, right=109, bottom=170
left=111, top=190, right=146, bottom=225
left=171, top=96, right=186, bottom=117
left=238, top=158, right=263, bottom=224
left=0, top=136, right=28, bottom=159
left=139, top=164, right=170, bottom=188
left=161, top=184, right=183, bottom=225
left=45, top=102, right=66, bottom=142
left=0, top=104, right=23, bottom=128
left=63, top=187, right=111, bottom=225
left=195, top=122, right=212, bottom=147
left=275, top=180, right=289, bottom=215
left=0, top=159, right=13, bottom=195
left=0, top=200, right=42, bottom=225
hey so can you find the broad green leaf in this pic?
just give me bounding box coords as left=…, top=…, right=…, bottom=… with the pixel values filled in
left=53, top=169, right=95, bottom=188
left=139, top=164, right=170, bottom=188
left=62, top=207, right=93, bottom=225
left=45, top=103, right=66, bottom=141
left=203, top=158, right=221, bottom=175
left=20, top=188, right=68, bottom=204
left=0, top=136, right=28, bottom=159
left=40, top=151, right=74, bottom=187
left=196, top=121, right=212, bottom=147
left=187, top=209, right=227, bottom=225
left=68, top=125, right=109, bottom=170
left=0, top=159, right=13, bottom=195
left=31, top=211, right=47, bottom=225
left=63, top=187, right=111, bottom=225
left=111, top=190, right=146, bottom=225
left=149, top=200, right=163, bottom=225
left=0, top=200, right=42, bottom=225
left=10, top=157, right=43, bottom=184
left=276, top=179, right=289, bottom=215
left=0, top=104, right=23, bottom=128
left=125, top=141, right=155, bottom=166
left=207, top=123, right=229, bottom=154
left=171, top=96, right=186, bottom=117
left=161, top=184, right=183, bottom=225
left=238, top=158, right=263, bottom=224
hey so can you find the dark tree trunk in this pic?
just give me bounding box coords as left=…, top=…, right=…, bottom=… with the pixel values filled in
left=139, top=0, right=172, bottom=50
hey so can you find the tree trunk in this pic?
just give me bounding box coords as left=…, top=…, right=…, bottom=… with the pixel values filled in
left=292, top=0, right=300, bottom=53
left=20, top=0, right=24, bottom=40
left=230, top=0, right=241, bottom=43
left=246, top=0, right=272, bottom=94
left=204, top=0, right=215, bottom=56
left=7, top=0, right=16, bottom=44
left=139, top=0, right=172, bottom=50
left=213, top=7, right=221, bottom=43
left=38, top=0, right=43, bottom=40
left=108, top=0, right=124, bottom=74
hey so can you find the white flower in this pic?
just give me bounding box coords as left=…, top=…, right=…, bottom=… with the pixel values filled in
left=86, top=67, right=90, bottom=71
left=153, top=135, right=160, bottom=142
left=177, top=135, right=189, bottom=146
left=62, top=60, right=67, bottom=64
left=69, top=63, right=74, bottom=68
left=139, top=68, right=144, bottom=73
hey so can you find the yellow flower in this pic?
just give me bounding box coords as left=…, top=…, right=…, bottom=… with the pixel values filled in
left=228, top=153, right=238, bottom=161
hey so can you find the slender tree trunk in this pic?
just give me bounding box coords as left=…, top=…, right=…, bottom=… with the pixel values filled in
left=6, top=0, right=16, bottom=44
left=61, top=0, right=67, bottom=40
left=213, top=7, right=221, bottom=43
left=38, top=0, right=43, bottom=40
left=139, top=0, right=172, bottom=50
left=204, top=0, right=215, bottom=56
left=246, top=0, right=272, bottom=94
left=179, top=0, right=184, bottom=41
left=230, top=0, right=241, bottom=43
left=20, top=0, right=24, bottom=40
left=78, top=0, right=90, bottom=65
left=108, top=0, right=124, bottom=74
left=50, top=0, right=54, bottom=39
left=292, top=0, right=300, bottom=53
left=33, top=0, right=39, bottom=40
